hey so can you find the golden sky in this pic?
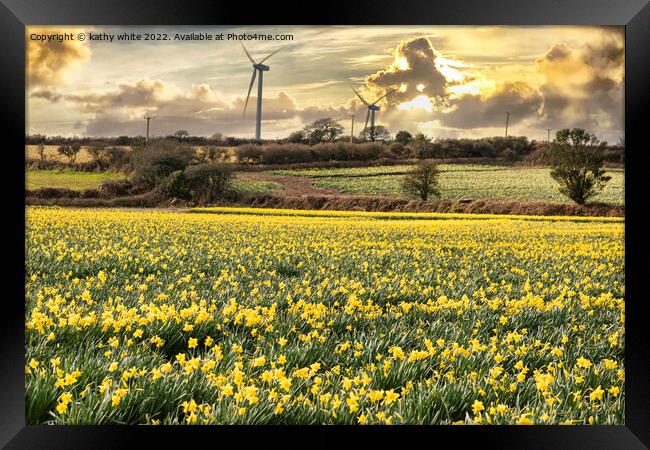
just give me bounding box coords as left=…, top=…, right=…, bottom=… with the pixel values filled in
left=26, top=25, right=624, bottom=142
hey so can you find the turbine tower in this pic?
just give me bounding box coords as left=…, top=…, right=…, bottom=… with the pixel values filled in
left=351, top=87, right=395, bottom=141
left=241, top=43, right=282, bottom=141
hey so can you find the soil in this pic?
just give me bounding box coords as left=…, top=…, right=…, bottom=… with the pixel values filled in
left=238, top=172, right=343, bottom=197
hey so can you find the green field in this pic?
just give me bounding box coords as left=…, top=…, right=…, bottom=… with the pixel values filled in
left=26, top=169, right=127, bottom=191
left=26, top=169, right=282, bottom=195
left=231, top=179, right=283, bottom=194
left=274, top=165, right=624, bottom=205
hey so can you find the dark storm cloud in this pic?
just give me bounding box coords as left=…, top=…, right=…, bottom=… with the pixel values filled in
left=584, top=34, right=624, bottom=71
left=437, top=82, right=543, bottom=129
left=536, top=37, right=624, bottom=134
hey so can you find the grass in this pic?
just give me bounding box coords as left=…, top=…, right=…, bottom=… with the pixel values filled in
left=26, top=206, right=624, bottom=425
left=25, top=171, right=281, bottom=195
left=26, top=169, right=127, bottom=191
left=273, top=165, right=625, bottom=205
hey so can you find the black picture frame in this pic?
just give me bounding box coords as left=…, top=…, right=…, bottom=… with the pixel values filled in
left=3, top=0, right=648, bottom=447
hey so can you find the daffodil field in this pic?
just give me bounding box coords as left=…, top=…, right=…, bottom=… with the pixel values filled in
left=25, top=206, right=625, bottom=425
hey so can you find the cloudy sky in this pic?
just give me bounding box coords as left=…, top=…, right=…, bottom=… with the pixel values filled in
left=26, top=25, right=624, bottom=142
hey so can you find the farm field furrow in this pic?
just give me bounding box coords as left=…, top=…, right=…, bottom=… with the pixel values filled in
left=25, top=207, right=624, bottom=425
left=295, top=166, right=624, bottom=205
left=230, top=179, right=284, bottom=194
left=271, top=164, right=510, bottom=178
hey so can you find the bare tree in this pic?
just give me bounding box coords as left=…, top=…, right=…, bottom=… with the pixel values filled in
left=359, top=125, right=391, bottom=142
left=302, top=118, right=344, bottom=144
left=174, top=130, right=190, bottom=142
left=57, top=143, right=81, bottom=163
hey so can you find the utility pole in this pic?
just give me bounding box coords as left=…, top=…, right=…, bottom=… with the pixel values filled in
left=504, top=112, right=510, bottom=138
left=350, top=113, right=355, bottom=143
left=144, top=115, right=154, bottom=147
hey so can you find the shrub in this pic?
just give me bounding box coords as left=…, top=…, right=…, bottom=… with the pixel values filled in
left=408, top=134, right=433, bottom=158
left=286, top=131, right=305, bottom=144
left=160, top=163, right=234, bottom=204
left=203, top=146, right=230, bottom=162
left=131, top=140, right=195, bottom=187
left=522, top=144, right=549, bottom=165
left=26, top=158, right=98, bottom=172
left=349, top=143, right=384, bottom=160
left=235, top=145, right=265, bottom=164
left=388, top=142, right=408, bottom=158
left=87, top=146, right=104, bottom=163
left=26, top=187, right=80, bottom=198
left=475, top=141, right=498, bottom=157
left=395, top=131, right=412, bottom=144
left=57, top=144, right=80, bottom=163
left=231, top=142, right=406, bottom=165
left=502, top=149, right=518, bottom=162
left=182, top=162, right=233, bottom=204
left=80, top=189, right=101, bottom=199
left=103, top=147, right=131, bottom=171
left=162, top=170, right=191, bottom=200
left=99, top=180, right=133, bottom=198
left=311, top=143, right=337, bottom=161
left=380, top=146, right=396, bottom=159
left=262, top=144, right=309, bottom=164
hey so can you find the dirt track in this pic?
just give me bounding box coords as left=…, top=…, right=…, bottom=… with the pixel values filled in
left=238, top=172, right=343, bottom=197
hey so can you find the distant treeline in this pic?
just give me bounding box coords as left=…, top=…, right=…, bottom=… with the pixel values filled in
left=228, top=139, right=624, bottom=165
left=25, top=134, right=624, bottom=164
left=26, top=134, right=264, bottom=147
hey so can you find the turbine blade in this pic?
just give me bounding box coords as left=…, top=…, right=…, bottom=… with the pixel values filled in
left=259, top=47, right=282, bottom=64
left=242, top=69, right=257, bottom=118
left=363, top=109, right=370, bottom=134
left=351, top=87, right=369, bottom=106
left=371, top=88, right=395, bottom=105
left=241, top=43, right=256, bottom=64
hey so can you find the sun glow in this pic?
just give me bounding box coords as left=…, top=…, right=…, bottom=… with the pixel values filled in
left=396, top=56, right=409, bottom=71
left=435, top=56, right=469, bottom=83
left=397, top=95, right=434, bottom=113
left=447, top=79, right=496, bottom=98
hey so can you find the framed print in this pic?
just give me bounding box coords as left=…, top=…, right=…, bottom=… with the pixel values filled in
left=2, top=0, right=649, bottom=447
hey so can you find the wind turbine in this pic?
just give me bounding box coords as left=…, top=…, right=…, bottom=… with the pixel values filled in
left=351, top=86, right=395, bottom=141
left=241, top=43, right=282, bottom=141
